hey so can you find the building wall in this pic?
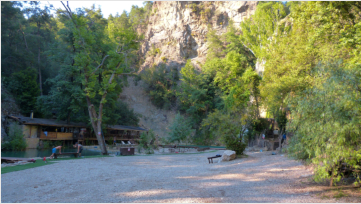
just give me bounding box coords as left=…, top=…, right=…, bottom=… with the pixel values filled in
left=22, top=125, right=38, bottom=138
left=26, top=138, right=39, bottom=149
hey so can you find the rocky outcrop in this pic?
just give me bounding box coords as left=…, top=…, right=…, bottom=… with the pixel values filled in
left=140, top=1, right=257, bottom=71
left=1, top=85, right=22, bottom=139
left=121, top=1, right=258, bottom=138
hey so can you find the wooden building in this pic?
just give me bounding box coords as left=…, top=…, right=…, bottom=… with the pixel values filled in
left=5, top=115, right=147, bottom=148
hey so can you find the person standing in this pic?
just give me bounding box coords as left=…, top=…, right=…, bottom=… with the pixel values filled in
left=281, top=133, right=286, bottom=147
left=73, top=142, right=83, bottom=157
left=49, top=146, right=62, bottom=159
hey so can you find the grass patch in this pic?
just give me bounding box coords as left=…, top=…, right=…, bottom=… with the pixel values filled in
left=1, top=160, right=55, bottom=174
left=333, top=190, right=348, bottom=199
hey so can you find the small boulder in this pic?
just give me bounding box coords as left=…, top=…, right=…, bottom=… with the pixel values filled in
left=221, top=150, right=236, bottom=161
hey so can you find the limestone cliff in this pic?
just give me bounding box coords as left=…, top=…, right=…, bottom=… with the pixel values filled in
left=121, top=1, right=257, bottom=138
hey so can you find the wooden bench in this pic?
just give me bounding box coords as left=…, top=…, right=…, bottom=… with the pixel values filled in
left=53, top=152, right=79, bottom=159
left=207, top=155, right=221, bottom=164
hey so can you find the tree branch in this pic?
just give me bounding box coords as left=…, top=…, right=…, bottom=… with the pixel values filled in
left=91, top=55, right=109, bottom=75
left=97, top=70, right=116, bottom=124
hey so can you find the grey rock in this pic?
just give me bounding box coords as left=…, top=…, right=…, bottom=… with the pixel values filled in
left=221, top=150, right=236, bottom=161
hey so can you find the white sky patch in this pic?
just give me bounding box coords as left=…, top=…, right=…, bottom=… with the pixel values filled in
left=39, top=1, right=145, bottom=18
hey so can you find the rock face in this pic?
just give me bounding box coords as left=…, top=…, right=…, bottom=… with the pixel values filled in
left=122, top=1, right=258, bottom=138
left=221, top=150, right=236, bottom=161
left=1, top=85, right=22, bottom=140
left=139, top=1, right=258, bottom=71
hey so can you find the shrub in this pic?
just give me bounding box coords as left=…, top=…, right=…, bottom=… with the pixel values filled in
left=138, top=130, right=156, bottom=154
left=223, top=134, right=247, bottom=155
left=168, top=112, right=193, bottom=145
left=147, top=45, right=162, bottom=57
left=201, top=109, right=247, bottom=154
left=2, top=123, right=27, bottom=151
left=190, top=3, right=198, bottom=12
left=161, top=56, right=167, bottom=63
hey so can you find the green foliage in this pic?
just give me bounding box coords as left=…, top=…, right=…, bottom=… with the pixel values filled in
left=287, top=62, right=361, bottom=185
left=201, top=109, right=247, bottom=154
left=147, top=44, right=161, bottom=57
left=178, top=60, right=220, bottom=132
left=7, top=68, right=40, bottom=115
left=141, top=64, right=179, bottom=109
left=104, top=100, right=140, bottom=126
left=2, top=123, right=27, bottom=151
left=206, top=27, right=225, bottom=59
left=42, top=141, right=51, bottom=149
left=138, top=130, right=156, bottom=154
left=190, top=3, right=198, bottom=13
left=240, top=1, right=289, bottom=59
left=161, top=56, right=167, bottom=63
left=168, top=113, right=193, bottom=144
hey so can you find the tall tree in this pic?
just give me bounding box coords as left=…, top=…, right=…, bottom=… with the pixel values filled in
left=24, top=1, right=53, bottom=95
left=61, top=2, right=139, bottom=154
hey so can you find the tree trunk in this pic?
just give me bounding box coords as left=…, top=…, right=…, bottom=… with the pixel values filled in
left=38, top=46, right=43, bottom=96
left=37, top=22, right=43, bottom=96
left=85, top=96, right=108, bottom=155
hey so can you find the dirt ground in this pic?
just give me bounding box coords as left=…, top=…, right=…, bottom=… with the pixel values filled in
left=1, top=150, right=360, bottom=203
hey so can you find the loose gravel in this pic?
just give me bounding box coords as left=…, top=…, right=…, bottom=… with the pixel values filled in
left=1, top=151, right=360, bottom=203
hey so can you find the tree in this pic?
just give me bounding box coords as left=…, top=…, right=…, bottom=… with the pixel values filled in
left=240, top=2, right=288, bottom=59
left=2, top=123, right=27, bottom=151
left=61, top=2, right=139, bottom=155
left=141, top=64, right=178, bottom=109
left=287, top=62, right=361, bottom=186
left=168, top=112, right=193, bottom=145
left=24, top=1, right=53, bottom=96
left=8, top=68, right=40, bottom=115
left=201, top=109, right=247, bottom=154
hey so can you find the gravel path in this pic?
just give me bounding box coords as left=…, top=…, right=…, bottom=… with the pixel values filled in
left=2, top=151, right=360, bottom=203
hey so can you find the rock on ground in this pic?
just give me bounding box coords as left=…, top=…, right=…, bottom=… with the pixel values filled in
left=221, top=150, right=236, bottom=161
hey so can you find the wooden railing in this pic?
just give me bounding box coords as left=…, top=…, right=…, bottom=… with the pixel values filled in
left=40, top=131, right=140, bottom=140
left=40, top=131, right=73, bottom=140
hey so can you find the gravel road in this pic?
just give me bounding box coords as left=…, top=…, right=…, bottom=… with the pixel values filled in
left=2, top=150, right=360, bottom=203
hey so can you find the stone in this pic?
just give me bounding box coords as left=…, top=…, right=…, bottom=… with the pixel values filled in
left=221, top=150, right=236, bottom=161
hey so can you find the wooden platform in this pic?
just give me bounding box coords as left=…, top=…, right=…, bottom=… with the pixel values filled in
left=1, top=157, right=34, bottom=163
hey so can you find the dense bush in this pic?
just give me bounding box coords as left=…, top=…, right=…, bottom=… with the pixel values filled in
left=201, top=109, right=248, bottom=154
left=138, top=130, right=157, bottom=154
left=2, top=123, right=27, bottom=151
left=287, top=63, right=361, bottom=185
left=6, top=68, right=40, bottom=116
left=168, top=112, right=193, bottom=145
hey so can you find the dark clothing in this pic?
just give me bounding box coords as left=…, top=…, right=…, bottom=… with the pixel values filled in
left=78, top=144, right=83, bottom=153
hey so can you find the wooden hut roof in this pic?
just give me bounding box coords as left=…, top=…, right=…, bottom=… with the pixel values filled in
left=6, top=116, right=87, bottom=128
left=6, top=115, right=147, bottom=131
